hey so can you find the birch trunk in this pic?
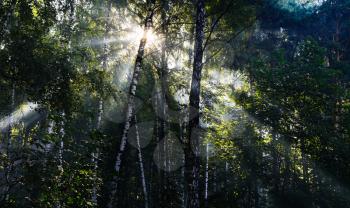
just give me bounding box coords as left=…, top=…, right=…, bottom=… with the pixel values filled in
left=56, top=1, right=75, bottom=206
left=108, top=2, right=154, bottom=207
left=301, top=139, right=309, bottom=184
left=91, top=2, right=112, bottom=205
left=91, top=99, right=103, bottom=205
left=159, top=2, right=170, bottom=204
left=135, top=115, right=149, bottom=208
left=55, top=112, right=65, bottom=208
left=185, top=0, right=205, bottom=207
left=272, top=132, right=279, bottom=193
left=153, top=86, right=162, bottom=208
left=204, top=142, right=209, bottom=207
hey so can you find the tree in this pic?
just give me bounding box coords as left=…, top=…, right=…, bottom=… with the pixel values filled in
left=108, top=0, right=155, bottom=207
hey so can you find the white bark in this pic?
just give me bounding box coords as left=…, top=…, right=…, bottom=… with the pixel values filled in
left=97, top=100, right=103, bottom=129
left=91, top=1, right=111, bottom=204
left=135, top=116, right=149, bottom=208
left=58, top=112, right=65, bottom=173
left=55, top=112, right=65, bottom=208
left=113, top=5, right=153, bottom=174
left=91, top=99, right=103, bottom=205
left=108, top=3, right=154, bottom=207
left=204, top=143, right=209, bottom=203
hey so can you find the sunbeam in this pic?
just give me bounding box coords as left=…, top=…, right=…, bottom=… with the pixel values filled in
left=2, top=0, right=350, bottom=207
left=0, top=102, right=39, bottom=132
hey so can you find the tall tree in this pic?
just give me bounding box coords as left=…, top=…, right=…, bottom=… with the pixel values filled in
left=185, top=0, right=205, bottom=207
left=108, top=0, right=155, bottom=207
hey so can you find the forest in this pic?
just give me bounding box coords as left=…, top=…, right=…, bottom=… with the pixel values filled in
left=0, top=0, right=350, bottom=207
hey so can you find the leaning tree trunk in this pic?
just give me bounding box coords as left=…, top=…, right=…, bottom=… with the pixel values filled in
left=134, top=115, right=149, bottom=208
left=185, top=0, right=205, bottom=207
left=108, top=2, right=154, bottom=207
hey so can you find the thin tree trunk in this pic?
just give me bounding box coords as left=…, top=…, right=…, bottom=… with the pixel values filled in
left=283, top=140, right=291, bottom=194
left=1, top=0, right=16, bottom=35
left=91, top=2, right=112, bottom=205
left=56, top=112, right=65, bottom=208
left=182, top=153, right=187, bottom=208
left=301, top=139, right=308, bottom=183
left=182, top=20, right=195, bottom=208
left=91, top=103, right=102, bottom=203
left=56, top=2, right=75, bottom=206
left=225, top=161, right=229, bottom=202
left=134, top=115, right=149, bottom=208
left=108, top=2, right=154, bottom=207
left=149, top=159, right=153, bottom=208
left=153, top=87, right=162, bottom=208
left=254, top=180, right=260, bottom=208
left=185, top=0, right=205, bottom=207
left=213, top=165, right=217, bottom=193
left=159, top=2, right=170, bottom=204
left=91, top=100, right=103, bottom=205
left=204, top=142, right=209, bottom=208
left=179, top=120, right=187, bottom=208
left=272, top=132, right=279, bottom=193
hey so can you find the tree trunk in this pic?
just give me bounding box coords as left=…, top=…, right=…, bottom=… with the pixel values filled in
left=282, top=140, right=291, bottom=194
left=91, top=2, right=112, bottom=205
left=301, top=139, right=309, bottom=184
left=153, top=87, right=162, bottom=208
left=56, top=112, right=66, bottom=208
left=135, top=115, right=149, bottom=208
left=204, top=142, right=209, bottom=208
left=160, top=1, right=170, bottom=203
left=108, top=2, right=154, bottom=207
left=185, top=0, right=205, bottom=207
left=272, top=132, right=280, bottom=193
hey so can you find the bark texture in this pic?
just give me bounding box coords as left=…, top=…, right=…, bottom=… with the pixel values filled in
left=108, top=3, right=154, bottom=207
left=135, top=116, right=149, bottom=208
left=185, top=0, right=205, bottom=207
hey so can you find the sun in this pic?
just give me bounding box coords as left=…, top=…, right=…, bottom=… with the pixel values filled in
left=127, top=26, right=159, bottom=48
left=145, top=29, right=157, bottom=46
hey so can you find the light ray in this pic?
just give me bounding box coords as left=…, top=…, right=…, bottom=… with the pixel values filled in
left=0, top=102, right=39, bottom=131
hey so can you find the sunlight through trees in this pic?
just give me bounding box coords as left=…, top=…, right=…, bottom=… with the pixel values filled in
left=0, top=0, right=349, bottom=207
